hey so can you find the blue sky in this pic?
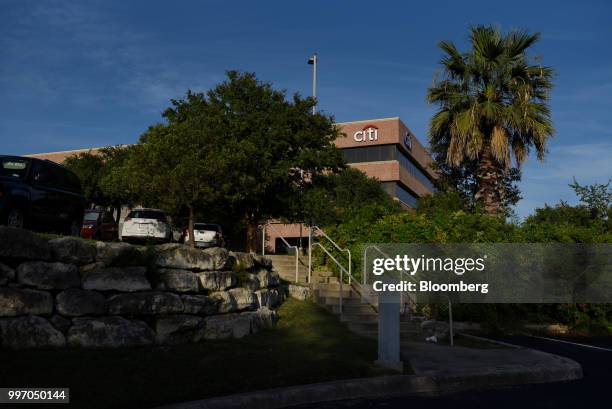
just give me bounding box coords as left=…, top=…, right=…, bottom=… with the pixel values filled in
left=1, top=0, right=611, bottom=218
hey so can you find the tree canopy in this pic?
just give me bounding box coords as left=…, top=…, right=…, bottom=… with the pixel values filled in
left=427, top=25, right=554, bottom=215
left=113, top=71, right=344, bottom=249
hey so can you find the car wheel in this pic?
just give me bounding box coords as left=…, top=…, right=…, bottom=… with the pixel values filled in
left=6, top=208, right=25, bottom=229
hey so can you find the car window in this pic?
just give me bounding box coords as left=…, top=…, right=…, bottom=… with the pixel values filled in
left=30, top=161, right=56, bottom=187
left=194, top=223, right=220, bottom=231
left=0, top=158, right=28, bottom=180
left=128, top=210, right=166, bottom=221
left=83, top=212, right=100, bottom=221
left=30, top=160, right=82, bottom=193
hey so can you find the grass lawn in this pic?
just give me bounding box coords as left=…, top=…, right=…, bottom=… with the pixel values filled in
left=0, top=299, right=396, bottom=409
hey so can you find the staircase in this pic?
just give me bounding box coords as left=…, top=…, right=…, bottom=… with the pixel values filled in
left=266, top=254, right=309, bottom=283
left=266, top=253, right=425, bottom=341
left=313, top=282, right=425, bottom=341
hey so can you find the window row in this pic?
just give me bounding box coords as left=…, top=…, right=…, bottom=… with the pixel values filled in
left=381, top=182, right=419, bottom=208
left=342, top=145, right=435, bottom=192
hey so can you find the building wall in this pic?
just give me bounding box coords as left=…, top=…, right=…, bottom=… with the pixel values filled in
left=265, top=117, right=437, bottom=253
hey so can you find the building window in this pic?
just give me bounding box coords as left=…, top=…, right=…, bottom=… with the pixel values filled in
left=342, top=145, right=436, bottom=192
left=380, top=182, right=419, bottom=208
left=342, top=144, right=396, bottom=163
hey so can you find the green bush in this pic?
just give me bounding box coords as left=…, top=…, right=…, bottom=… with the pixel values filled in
left=313, top=191, right=612, bottom=334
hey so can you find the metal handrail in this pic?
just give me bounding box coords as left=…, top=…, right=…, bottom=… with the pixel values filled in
left=362, top=244, right=454, bottom=346
left=312, top=242, right=367, bottom=316
left=311, top=225, right=352, bottom=284
left=262, top=223, right=300, bottom=283
left=363, top=245, right=417, bottom=313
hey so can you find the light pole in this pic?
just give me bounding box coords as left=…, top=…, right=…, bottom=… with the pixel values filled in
left=307, top=53, right=317, bottom=114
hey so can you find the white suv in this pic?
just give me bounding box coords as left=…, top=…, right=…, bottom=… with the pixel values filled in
left=120, top=208, right=173, bottom=243
left=184, top=223, right=226, bottom=248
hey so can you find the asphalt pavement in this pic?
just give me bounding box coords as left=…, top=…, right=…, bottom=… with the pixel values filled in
left=291, top=335, right=612, bottom=409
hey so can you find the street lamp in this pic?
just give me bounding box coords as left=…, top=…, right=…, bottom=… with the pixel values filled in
left=307, top=53, right=317, bottom=114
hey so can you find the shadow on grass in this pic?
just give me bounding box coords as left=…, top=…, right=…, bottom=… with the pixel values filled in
left=0, top=299, right=393, bottom=409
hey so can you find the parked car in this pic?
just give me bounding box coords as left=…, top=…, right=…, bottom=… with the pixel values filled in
left=183, top=223, right=226, bottom=248
left=0, top=155, right=85, bottom=235
left=120, top=208, right=174, bottom=243
left=80, top=208, right=119, bottom=241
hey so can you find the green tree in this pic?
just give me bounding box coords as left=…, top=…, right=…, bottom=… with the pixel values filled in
left=301, top=168, right=401, bottom=227
left=117, top=71, right=344, bottom=250
left=115, top=121, right=224, bottom=247
left=65, top=146, right=133, bottom=221
left=431, top=150, right=523, bottom=213
left=64, top=151, right=106, bottom=207
left=427, top=25, right=554, bottom=215
left=569, top=178, right=612, bottom=219
left=172, top=71, right=344, bottom=251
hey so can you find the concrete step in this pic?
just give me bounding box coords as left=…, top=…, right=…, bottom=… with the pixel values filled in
left=316, top=297, right=364, bottom=308
left=340, top=313, right=378, bottom=323
left=313, top=289, right=355, bottom=298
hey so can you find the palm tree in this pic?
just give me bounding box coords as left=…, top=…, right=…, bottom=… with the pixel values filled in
left=428, top=25, right=554, bottom=215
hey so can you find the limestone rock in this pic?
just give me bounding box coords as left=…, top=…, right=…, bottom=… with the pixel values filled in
left=204, top=308, right=277, bottom=340
left=56, top=289, right=107, bottom=317
left=181, top=295, right=220, bottom=315
left=155, top=269, right=199, bottom=292
left=0, top=226, right=51, bottom=260
left=155, top=244, right=231, bottom=271
left=229, top=288, right=257, bottom=311
left=254, top=255, right=273, bottom=269
left=82, top=266, right=151, bottom=292
left=107, top=292, right=183, bottom=315
left=49, top=237, right=96, bottom=265
left=67, top=316, right=154, bottom=348
left=197, top=271, right=236, bottom=291
left=0, top=316, right=66, bottom=348
left=155, top=315, right=206, bottom=344
left=0, top=262, right=15, bottom=286
left=204, top=313, right=251, bottom=339
left=95, top=241, right=143, bottom=267
left=248, top=307, right=278, bottom=333
left=211, top=291, right=235, bottom=313
left=255, top=288, right=283, bottom=308
left=16, top=261, right=80, bottom=290
left=0, top=288, right=53, bottom=316
left=287, top=284, right=311, bottom=301
left=257, top=268, right=280, bottom=288
left=241, top=273, right=260, bottom=291
left=230, top=252, right=256, bottom=270
left=49, top=315, right=72, bottom=333
left=80, top=261, right=106, bottom=275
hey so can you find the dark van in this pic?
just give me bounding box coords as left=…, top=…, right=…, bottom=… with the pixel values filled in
left=0, top=155, right=85, bottom=235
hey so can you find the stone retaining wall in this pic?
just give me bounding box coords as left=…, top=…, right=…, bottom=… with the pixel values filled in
left=0, top=227, right=284, bottom=349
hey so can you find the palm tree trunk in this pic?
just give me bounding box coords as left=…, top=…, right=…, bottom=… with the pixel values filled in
left=475, top=144, right=503, bottom=215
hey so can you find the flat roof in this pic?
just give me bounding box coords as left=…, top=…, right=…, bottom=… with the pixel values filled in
left=334, top=117, right=400, bottom=125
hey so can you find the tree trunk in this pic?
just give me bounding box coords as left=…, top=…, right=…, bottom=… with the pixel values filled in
left=188, top=205, right=195, bottom=248
left=475, top=144, right=503, bottom=215
left=245, top=212, right=258, bottom=254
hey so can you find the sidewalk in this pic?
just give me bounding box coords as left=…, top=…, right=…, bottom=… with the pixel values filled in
left=402, top=340, right=581, bottom=378
left=153, top=339, right=582, bottom=409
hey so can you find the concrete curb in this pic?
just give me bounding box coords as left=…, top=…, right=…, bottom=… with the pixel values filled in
left=152, top=356, right=582, bottom=409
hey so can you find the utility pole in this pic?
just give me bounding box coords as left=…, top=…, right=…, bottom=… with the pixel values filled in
left=308, top=53, right=317, bottom=114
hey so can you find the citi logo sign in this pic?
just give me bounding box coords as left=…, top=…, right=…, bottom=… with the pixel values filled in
left=353, top=125, right=379, bottom=142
